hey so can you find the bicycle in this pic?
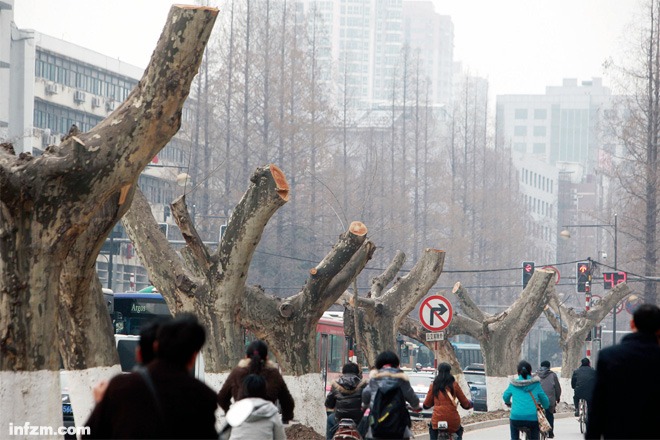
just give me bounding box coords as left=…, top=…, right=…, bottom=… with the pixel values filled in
left=519, top=426, right=547, bottom=440
left=578, top=398, right=588, bottom=434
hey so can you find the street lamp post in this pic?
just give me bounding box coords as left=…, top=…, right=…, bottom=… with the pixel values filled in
left=560, top=213, right=619, bottom=344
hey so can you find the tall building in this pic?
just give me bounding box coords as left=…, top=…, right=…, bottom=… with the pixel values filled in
left=1, top=0, right=195, bottom=292
left=298, top=0, right=453, bottom=110
left=402, top=0, right=453, bottom=107
left=496, top=78, right=614, bottom=180
left=496, top=78, right=617, bottom=265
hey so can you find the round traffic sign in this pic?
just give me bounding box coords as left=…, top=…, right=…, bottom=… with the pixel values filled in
left=419, top=295, right=453, bottom=332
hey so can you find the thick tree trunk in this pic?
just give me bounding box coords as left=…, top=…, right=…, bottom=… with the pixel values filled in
left=543, top=282, right=632, bottom=378
left=0, top=5, right=217, bottom=433
left=123, top=164, right=290, bottom=372
left=452, top=269, right=554, bottom=410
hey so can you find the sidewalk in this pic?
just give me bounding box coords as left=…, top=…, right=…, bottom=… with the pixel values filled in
left=414, top=412, right=574, bottom=439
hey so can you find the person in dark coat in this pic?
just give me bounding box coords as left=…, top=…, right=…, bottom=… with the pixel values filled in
left=361, top=351, right=421, bottom=440
left=536, top=360, right=561, bottom=438
left=218, top=340, right=295, bottom=424
left=84, top=314, right=218, bottom=439
left=571, top=357, right=596, bottom=416
left=586, top=303, right=660, bottom=439
left=325, top=362, right=367, bottom=440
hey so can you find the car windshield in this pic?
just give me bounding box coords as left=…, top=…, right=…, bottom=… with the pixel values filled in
left=464, top=372, right=485, bottom=384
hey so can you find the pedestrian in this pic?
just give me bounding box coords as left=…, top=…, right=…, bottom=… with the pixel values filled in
left=535, top=360, right=561, bottom=439
left=571, top=357, right=596, bottom=416
left=325, top=362, right=367, bottom=440
left=219, top=374, right=286, bottom=440
left=422, top=362, right=473, bottom=440
left=84, top=314, right=218, bottom=439
left=585, top=303, right=660, bottom=439
left=218, top=340, right=295, bottom=424
left=361, top=350, right=422, bottom=440
left=503, top=360, right=549, bottom=440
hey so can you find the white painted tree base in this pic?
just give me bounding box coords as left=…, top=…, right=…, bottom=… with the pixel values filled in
left=486, top=376, right=511, bottom=411
left=283, top=373, right=326, bottom=435
left=0, top=370, right=62, bottom=440
left=60, top=365, right=122, bottom=429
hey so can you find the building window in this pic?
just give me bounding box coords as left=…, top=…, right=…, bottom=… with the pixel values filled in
left=533, top=126, right=547, bottom=136
left=514, top=126, right=527, bottom=136
left=515, top=109, right=528, bottom=119
left=514, top=142, right=526, bottom=153
left=534, top=109, right=547, bottom=119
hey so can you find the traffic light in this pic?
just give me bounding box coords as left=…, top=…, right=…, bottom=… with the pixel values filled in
left=577, top=261, right=590, bottom=293
left=522, top=261, right=535, bottom=288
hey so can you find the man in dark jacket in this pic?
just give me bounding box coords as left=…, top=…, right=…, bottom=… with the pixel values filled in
left=325, top=362, right=367, bottom=440
left=586, top=303, right=660, bottom=439
left=84, top=314, right=218, bottom=439
left=536, top=360, right=561, bottom=438
left=571, top=357, right=596, bottom=417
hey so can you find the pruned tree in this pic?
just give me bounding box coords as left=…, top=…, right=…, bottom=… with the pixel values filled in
left=451, top=269, right=555, bottom=410
left=0, top=5, right=217, bottom=431
left=543, top=282, right=633, bottom=377
left=343, top=248, right=446, bottom=367
left=123, top=164, right=374, bottom=433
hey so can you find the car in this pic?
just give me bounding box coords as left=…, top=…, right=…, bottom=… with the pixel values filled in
left=406, top=372, right=435, bottom=419
left=463, top=363, right=487, bottom=412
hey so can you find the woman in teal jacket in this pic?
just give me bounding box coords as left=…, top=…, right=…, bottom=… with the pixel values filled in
left=503, top=360, right=549, bottom=440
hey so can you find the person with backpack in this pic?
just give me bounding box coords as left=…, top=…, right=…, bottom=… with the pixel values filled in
left=325, top=362, right=367, bottom=440
left=361, top=351, right=421, bottom=440
left=422, top=362, right=473, bottom=440
left=503, top=360, right=549, bottom=440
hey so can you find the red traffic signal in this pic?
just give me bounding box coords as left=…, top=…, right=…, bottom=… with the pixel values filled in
left=577, top=261, right=591, bottom=293
left=522, top=261, right=535, bottom=288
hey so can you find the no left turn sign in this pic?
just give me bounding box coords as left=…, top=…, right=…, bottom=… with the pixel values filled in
left=419, top=295, right=453, bottom=332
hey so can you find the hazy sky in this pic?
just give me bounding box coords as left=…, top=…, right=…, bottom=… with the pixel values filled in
left=13, top=0, right=641, bottom=97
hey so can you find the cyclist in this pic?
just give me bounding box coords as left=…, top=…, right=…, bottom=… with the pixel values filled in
left=325, top=362, right=367, bottom=440
left=570, top=357, right=595, bottom=417
left=503, top=360, right=549, bottom=440
left=422, top=362, right=473, bottom=440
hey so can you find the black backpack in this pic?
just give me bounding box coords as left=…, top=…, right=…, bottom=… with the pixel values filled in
left=369, top=382, right=411, bottom=439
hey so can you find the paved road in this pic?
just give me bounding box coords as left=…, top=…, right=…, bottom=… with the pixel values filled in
left=463, top=415, right=584, bottom=440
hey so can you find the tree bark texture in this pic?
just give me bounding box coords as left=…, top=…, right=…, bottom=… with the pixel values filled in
left=123, top=164, right=289, bottom=371
left=0, top=4, right=217, bottom=430
left=345, top=248, right=446, bottom=367
left=451, top=269, right=555, bottom=377
left=240, top=221, right=374, bottom=375
left=543, top=282, right=632, bottom=377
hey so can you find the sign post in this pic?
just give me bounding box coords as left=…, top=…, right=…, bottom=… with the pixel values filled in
left=420, top=295, right=453, bottom=369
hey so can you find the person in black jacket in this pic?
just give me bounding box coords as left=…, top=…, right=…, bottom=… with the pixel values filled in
left=325, top=362, right=367, bottom=440
left=571, top=357, right=596, bottom=416
left=84, top=314, right=218, bottom=439
left=586, top=303, right=660, bottom=439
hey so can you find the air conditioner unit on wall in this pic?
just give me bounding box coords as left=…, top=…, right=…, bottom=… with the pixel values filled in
left=74, top=90, right=86, bottom=103
left=45, top=82, right=58, bottom=95
left=105, top=99, right=115, bottom=111
left=91, top=96, right=101, bottom=108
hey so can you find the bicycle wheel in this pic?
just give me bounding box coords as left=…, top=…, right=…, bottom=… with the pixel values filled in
left=579, top=399, right=587, bottom=434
